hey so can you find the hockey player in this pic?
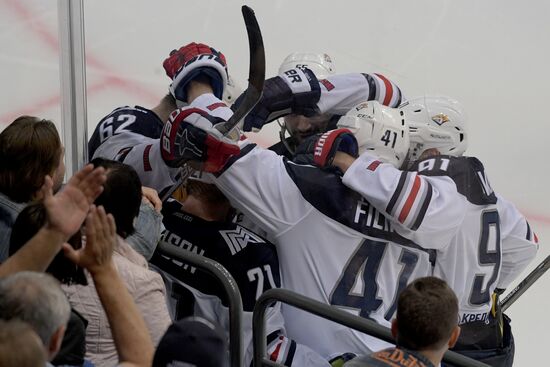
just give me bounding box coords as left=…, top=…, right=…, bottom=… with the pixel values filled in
left=329, top=96, right=538, bottom=366
left=150, top=178, right=331, bottom=367
left=254, top=52, right=403, bottom=159
left=155, top=66, right=437, bottom=360
left=88, top=42, right=229, bottom=193
left=270, top=52, right=338, bottom=158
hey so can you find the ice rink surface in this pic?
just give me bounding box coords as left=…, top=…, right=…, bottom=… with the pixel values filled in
left=0, top=0, right=548, bottom=364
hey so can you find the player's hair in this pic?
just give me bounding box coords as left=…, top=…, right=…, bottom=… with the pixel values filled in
left=0, top=319, right=47, bottom=367
left=0, top=116, right=62, bottom=203
left=396, top=276, right=458, bottom=351
left=0, top=271, right=71, bottom=346
left=91, top=157, right=142, bottom=238
left=10, top=202, right=88, bottom=286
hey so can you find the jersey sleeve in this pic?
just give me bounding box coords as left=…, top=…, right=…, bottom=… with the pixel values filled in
left=108, top=137, right=180, bottom=192
left=341, top=152, right=466, bottom=250
left=495, top=193, right=539, bottom=289
left=316, top=72, right=403, bottom=115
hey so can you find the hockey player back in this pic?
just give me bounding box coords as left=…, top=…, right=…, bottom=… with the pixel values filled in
left=333, top=96, right=539, bottom=366
left=88, top=42, right=231, bottom=193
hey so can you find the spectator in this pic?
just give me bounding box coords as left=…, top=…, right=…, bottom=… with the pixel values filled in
left=0, top=319, right=47, bottom=367
left=0, top=116, right=64, bottom=260
left=1, top=201, right=153, bottom=367
left=63, top=204, right=154, bottom=367
left=10, top=202, right=88, bottom=285
left=0, top=164, right=105, bottom=278
left=152, top=316, right=228, bottom=367
left=0, top=271, right=71, bottom=365
left=63, top=158, right=171, bottom=366
left=344, top=277, right=461, bottom=367
left=10, top=202, right=90, bottom=367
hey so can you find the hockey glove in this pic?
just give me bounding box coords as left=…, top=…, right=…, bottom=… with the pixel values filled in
left=293, top=128, right=358, bottom=167
left=160, top=107, right=240, bottom=172
left=233, top=67, right=321, bottom=132
left=163, top=42, right=228, bottom=104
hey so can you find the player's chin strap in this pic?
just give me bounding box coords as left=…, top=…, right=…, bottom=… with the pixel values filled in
left=161, top=5, right=265, bottom=203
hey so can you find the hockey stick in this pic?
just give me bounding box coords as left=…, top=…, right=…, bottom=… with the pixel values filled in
left=161, top=5, right=265, bottom=202
left=501, top=254, right=550, bottom=312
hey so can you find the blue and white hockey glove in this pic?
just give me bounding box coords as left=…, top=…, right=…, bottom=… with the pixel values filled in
left=163, top=42, right=228, bottom=104
left=293, top=128, right=358, bottom=168
left=160, top=107, right=240, bottom=172
left=233, top=67, right=321, bottom=132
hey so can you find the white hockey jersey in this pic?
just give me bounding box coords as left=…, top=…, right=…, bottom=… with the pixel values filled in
left=187, top=94, right=433, bottom=358
left=88, top=105, right=181, bottom=193
left=341, top=153, right=538, bottom=338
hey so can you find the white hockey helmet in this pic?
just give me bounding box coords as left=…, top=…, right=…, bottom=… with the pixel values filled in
left=222, top=73, right=243, bottom=106
left=337, top=101, right=410, bottom=168
left=278, top=52, right=336, bottom=79
left=400, top=96, right=468, bottom=160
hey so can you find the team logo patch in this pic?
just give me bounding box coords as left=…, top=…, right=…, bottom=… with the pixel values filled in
left=431, top=113, right=450, bottom=125
left=220, top=226, right=264, bottom=255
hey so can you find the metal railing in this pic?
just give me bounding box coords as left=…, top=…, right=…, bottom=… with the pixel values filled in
left=253, top=289, right=490, bottom=367
left=157, top=242, right=244, bottom=367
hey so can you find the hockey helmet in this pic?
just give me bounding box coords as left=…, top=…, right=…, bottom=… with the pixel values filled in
left=400, top=96, right=468, bottom=160
left=337, top=101, right=410, bottom=168
left=278, top=52, right=336, bottom=79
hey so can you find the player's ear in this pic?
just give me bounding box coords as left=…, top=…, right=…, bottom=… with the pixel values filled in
left=390, top=319, right=398, bottom=339
left=448, top=325, right=461, bottom=348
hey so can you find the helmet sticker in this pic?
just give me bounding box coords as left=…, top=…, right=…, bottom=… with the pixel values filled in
left=431, top=113, right=450, bottom=125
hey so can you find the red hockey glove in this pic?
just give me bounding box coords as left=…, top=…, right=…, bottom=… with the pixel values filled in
left=160, top=107, right=240, bottom=172
left=293, top=128, right=358, bottom=167
left=232, top=67, right=321, bottom=132
left=163, top=42, right=228, bottom=104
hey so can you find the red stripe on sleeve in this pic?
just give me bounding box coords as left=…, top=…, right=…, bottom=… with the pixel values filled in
left=207, top=102, right=227, bottom=111
left=143, top=144, right=153, bottom=172
left=374, top=73, right=394, bottom=106
left=398, top=175, right=421, bottom=223
left=270, top=339, right=283, bottom=362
